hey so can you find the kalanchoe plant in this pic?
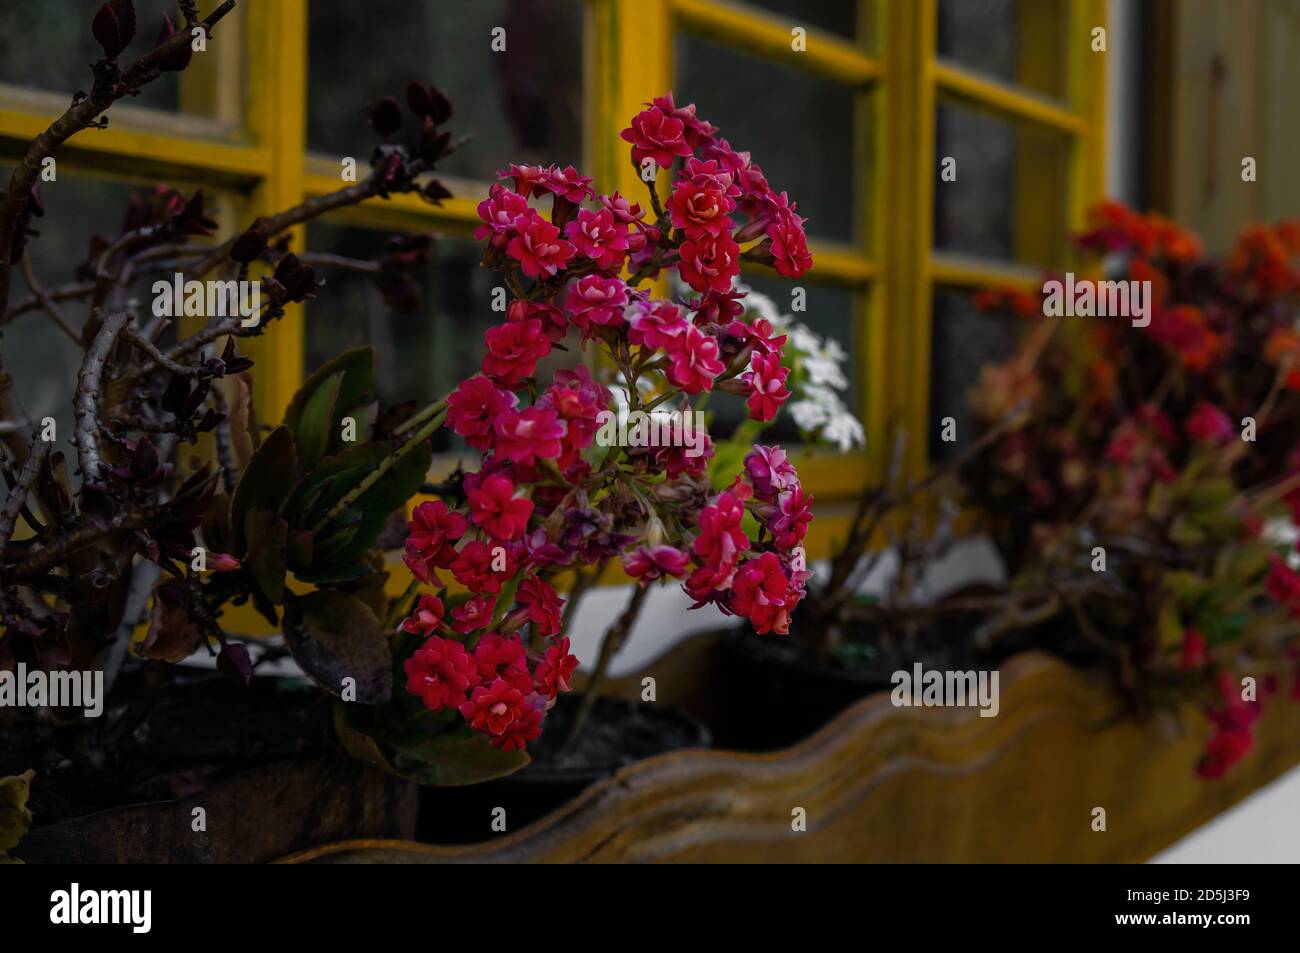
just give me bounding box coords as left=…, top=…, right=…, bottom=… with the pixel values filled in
left=363, top=93, right=817, bottom=763
left=0, top=0, right=479, bottom=803
left=964, top=203, right=1300, bottom=777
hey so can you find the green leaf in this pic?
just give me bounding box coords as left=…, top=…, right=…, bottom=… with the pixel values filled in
left=294, top=371, right=343, bottom=471
left=282, top=347, right=374, bottom=456
left=231, top=426, right=297, bottom=554
left=387, top=729, right=530, bottom=787
left=283, top=590, right=392, bottom=703
left=0, top=770, right=35, bottom=859
left=243, top=507, right=288, bottom=603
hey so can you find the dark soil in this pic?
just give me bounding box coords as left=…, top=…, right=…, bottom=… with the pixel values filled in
left=416, top=694, right=710, bottom=844
left=1, top=668, right=333, bottom=827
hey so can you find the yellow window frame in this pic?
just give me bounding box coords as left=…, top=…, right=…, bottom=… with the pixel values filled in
left=0, top=0, right=1107, bottom=581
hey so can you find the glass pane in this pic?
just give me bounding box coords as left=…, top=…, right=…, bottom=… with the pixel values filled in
left=928, top=289, right=1016, bottom=462
left=933, top=102, right=1069, bottom=268
left=675, top=32, right=858, bottom=243
left=0, top=0, right=232, bottom=117
left=742, top=0, right=859, bottom=39
left=937, top=0, right=1067, bottom=101
left=305, top=224, right=580, bottom=455
left=307, top=0, right=584, bottom=182
left=1, top=173, right=143, bottom=452
left=710, top=275, right=859, bottom=447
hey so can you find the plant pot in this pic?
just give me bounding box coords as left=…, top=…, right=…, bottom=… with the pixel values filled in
left=7, top=670, right=417, bottom=863
left=416, top=694, right=710, bottom=844
left=280, top=643, right=1300, bottom=863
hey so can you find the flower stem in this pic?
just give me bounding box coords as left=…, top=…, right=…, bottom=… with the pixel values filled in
left=563, top=581, right=649, bottom=750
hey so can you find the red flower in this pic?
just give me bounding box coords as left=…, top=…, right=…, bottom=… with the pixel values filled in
left=667, top=179, right=734, bottom=239
left=496, top=163, right=548, bottom=198
left=732, top=552, right=799, bottom=635
left=1180, top=627, right=1207, bottom=670
left=505, top=209, right=575, bottom=278
left=601, top=190, right=646, bottom=225
left=518, top=576, right=565, bottom=636
left=744, top=445, right=799, bottom=502
left=474, top=183, right=529, bottom=248
left=508, top=298, right=567, bottom=342
left=772, top=486, right=813, bottom=549
left=651, top=93, right=718, bottom=148
left=565, top=207, right=630, bottom=271
left=451, top=539, right=517, bottom=594
left=535, top=636, right=579, bottom=698
left=446, top=375, right=518, bottom=452
left=494, top=406, right=567, bottom=466
left=677, top=233, right=741, bottom=294
left=450, top=594, right=496, bottom=635
left=743, top=352, right=791, bottom=422
left=472, top=633, right=533, bottom=694
left=401, top=594, right=446, bottom=637
left=459, top=676, right=529, bottom=736
left=482, top=317, right=552, bottom=389
left=1185, top=401, right=1234, bottom=445
left=1266, top=555, right=1300, bottom=617
left=765, top=199, right=813, bottom=278
left=403, top=500, right=468, bottom=585
left=665, top=325, right=725, bottom=394
left=629, top=300, right=688, bottom=351
left=489, top=704, right=544, bottom=751
left=404, top=636, right=480, bottom=712
left=620, top=107, right=692, bottom=169
left=1197, top=724, right=1255, bottom=779
left=468, top=474, right=534, bottom=541
left=564, top=275, right=628, bottom=334
left=538, top=164, right=594, bottom=203
left=623, top=545, right=690, bottom=583
left=539, top=366, right=607, bottom=455
left=726, top=317, right=787, bottom=357
left=688, top=491, right=749, bottom=595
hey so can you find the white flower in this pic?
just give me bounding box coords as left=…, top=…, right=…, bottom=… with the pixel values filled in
left=804, top=353, right=847, bottom=390
left=822, top=412, right=866, bottom=451
left=789, top=399, right=830, bottom=430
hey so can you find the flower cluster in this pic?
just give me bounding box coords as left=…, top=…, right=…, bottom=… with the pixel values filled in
left=966, top=202, right=1300, bottom=777
left=400, top=94, right=814, bottom=751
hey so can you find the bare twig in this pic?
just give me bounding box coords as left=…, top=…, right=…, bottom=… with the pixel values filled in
left=0, top=438, right=50, bottom=558
left=73, top=311, right=130, bottom=481
left=564, top=582, right=649, bottom=749
left=19, top=255, right=80, bottom=344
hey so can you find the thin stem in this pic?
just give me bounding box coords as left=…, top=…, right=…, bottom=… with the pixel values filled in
left=564, top=582, right=649, bottom=750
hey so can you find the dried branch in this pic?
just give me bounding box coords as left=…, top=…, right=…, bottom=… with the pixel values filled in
left=0, top=438, right=50, bottom=559
left=565, top=581, right=649, bottom=749
left=74, top=311, right=130, bottom=481
left=19, top=255, right=80, bottom=344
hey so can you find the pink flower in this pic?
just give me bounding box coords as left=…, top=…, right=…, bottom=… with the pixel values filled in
left=766, top=199, right=813, bottom=278
left=472, top=633, right=533, bottom=694
left=505, top=209, right=575, bottom=278
left=482, top=317, right=552, bottom=389
left=451, top=539, right=517, bottom=594
left=496, top=163, right=548, bottom=198
left=565, top=207, right=630, bottom=271
left=459, top=676, right=528, bottom=736
left=488, top=703, right=543, bottom=751
left=474, top=183, right=529, bottom=248
left=623, top=545, right=690, bottom=584
left=401, top=594, right=446, bottom=637
left=404, top=636, right=480, bottom=712
left=677, top=233, right=741, bottom=293
left=494, top=406, right=567, bottom=466
left=601, top=191, right=646, bottom=224
left=467, top=474, right=534, bottom=541
left=629, top=300, right=688, bottom=351
left=651, top=93, right=718, bottom=148
left=450, top=594, right=496, bottom=635
left=539, top=366, right=608, bottom=455
left=1186, top=401, right=1234, bottom=445
left=688, top=491, right=749, bottom=594
left=535, top=637, right=579, bottom=698
left=538, top=164, right=594, bottom=203
left=731, top=552, right=799, bottom=635
left=446, top=376, right=518, bottom=451
left=564, top=275, right=628, bottom=334
left=508, top=298, right=567, bottom=342
left=1180, top=627, right=1207, bottom=670
left=667, top=179, right=734, bottom=239
left=518, top=576, right=564, bottom=636
left=743, top=352, right=791, bottom=422
left=772, top=486, right=813, bottom=549
left=665, top=325, right=725, bottom=394
left=620, top=106, right=692, bottom=168
left=726, top=317, right=787, bottom=357
left=403, top=500, right=469, bottom=585
left=744, top=445, right=799, bottom=501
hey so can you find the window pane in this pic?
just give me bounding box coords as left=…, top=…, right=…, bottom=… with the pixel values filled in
left=675, top=32, right=858, bottom=243
left=928, top=289, right=1015, bottom=462
left=937, top=0, right=1068, bottom=101
left=742, top=0, right=859, bottom=40
left=307, top=0, right=584, bottom=182
left=933, top=102, right=1069, bottom=268
left=0, top=0, right=234, bottom=117
left=305, top=224, right=580, bottom=454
